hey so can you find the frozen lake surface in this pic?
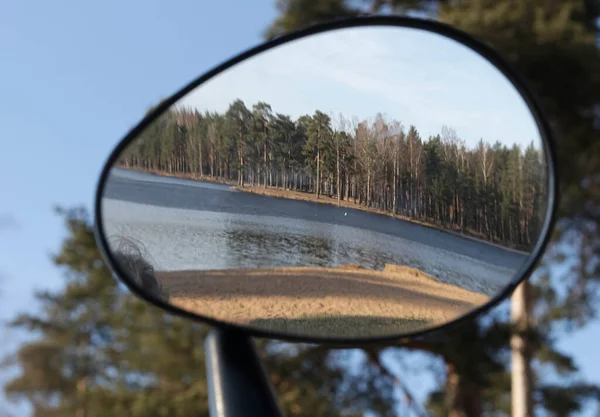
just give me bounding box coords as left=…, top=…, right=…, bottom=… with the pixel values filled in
left=101, top=169, right=526, bottom=296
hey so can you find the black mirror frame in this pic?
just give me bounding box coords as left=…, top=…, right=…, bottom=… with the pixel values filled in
left=94, top=15, right=558, bottom=346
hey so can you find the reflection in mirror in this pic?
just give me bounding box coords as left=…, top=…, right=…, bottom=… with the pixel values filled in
left=100, top=25, right=549, bottom=340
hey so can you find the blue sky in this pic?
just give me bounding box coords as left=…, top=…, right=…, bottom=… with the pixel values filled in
left=180, top=25, right=540, bottom=150
left=0, top=1, right=598, bottom=416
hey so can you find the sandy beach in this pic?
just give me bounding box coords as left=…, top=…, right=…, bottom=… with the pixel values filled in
left=157, top=264, right=490, bottom=339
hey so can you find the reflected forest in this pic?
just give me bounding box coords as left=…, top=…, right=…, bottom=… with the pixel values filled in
left=118, top=100, right=546, bottom=251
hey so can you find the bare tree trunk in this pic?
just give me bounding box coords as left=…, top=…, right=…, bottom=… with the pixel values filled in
left=511, top=281, right=533, bottom=417
left=367, top=168, right=371, bottom=207
left=443, top=361, right=483, bottom=417
left=75, top=376, right=88, bottom=417
left=283, top=166, right=287, bottom=190
left=264, top=141, right=268, bottom=187
left=316, top=150, right=321, bottom=198
left=345, top=174, right=350, bottom=201
left=75, top=335, right=89, bottom=417
left=336, top=134, right=341, bottom=205
left=393, top=145, right=398, bottom=214
left=238, top=131, right=244, bottom=187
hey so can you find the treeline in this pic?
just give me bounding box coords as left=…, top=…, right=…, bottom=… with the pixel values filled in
left=118, top=99, right=546, bottom=250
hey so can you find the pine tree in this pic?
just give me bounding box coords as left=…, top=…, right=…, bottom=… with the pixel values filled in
left=225, top=100, right=252, bottom=186
left=259, top=1, right=600, bottom=416
left=3, top=207, right=402, bottom=417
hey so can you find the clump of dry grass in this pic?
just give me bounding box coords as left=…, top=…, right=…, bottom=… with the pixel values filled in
left=108, top=236, right=169, bottom=301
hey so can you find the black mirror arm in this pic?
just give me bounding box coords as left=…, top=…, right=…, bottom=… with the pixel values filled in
left=205, top=328, right=285, bottom=417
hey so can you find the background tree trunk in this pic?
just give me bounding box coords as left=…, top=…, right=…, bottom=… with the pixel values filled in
left=511, top=281, right=533, bottom=417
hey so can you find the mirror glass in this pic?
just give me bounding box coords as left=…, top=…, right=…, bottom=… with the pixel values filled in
left=100, top=25, right=549, bottom=340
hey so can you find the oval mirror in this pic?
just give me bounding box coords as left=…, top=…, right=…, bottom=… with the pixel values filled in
left=95, top=17, right=556, bottom=342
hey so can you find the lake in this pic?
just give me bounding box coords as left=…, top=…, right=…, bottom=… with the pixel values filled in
left=101, top=168, right=525, bottom=296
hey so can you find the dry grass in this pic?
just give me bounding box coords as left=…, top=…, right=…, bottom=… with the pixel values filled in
left=249, top=315, right=431, bottom=338
left=157, top=264, right=490, bottom=339
left=108, top=236, right=170, bottom=301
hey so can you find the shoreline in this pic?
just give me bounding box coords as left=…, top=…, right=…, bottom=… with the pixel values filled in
left=114, top=166, right=529, bottom=255
left=157, top=264, right=491, bottom=338
left=115, top=165, right=239, bottom=186
left=231, top=185, right=530, bottom=256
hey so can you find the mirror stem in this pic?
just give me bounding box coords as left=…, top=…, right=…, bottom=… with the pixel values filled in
left=205, top=328, right=284, bottom=417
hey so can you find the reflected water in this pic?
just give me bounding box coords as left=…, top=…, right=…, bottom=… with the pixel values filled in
left=95, top=21, right=553, bottom=340
left=102, top=198, right=515, bottom=296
